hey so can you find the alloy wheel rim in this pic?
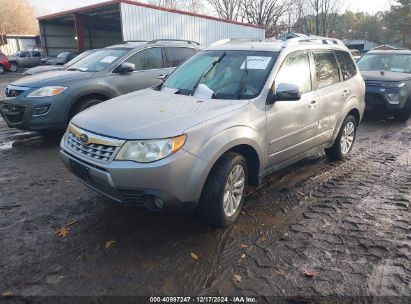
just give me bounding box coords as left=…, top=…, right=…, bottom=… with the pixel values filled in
left=223, top=164, right=245, bottom=217
left=340, top=121, right=355, bottom=155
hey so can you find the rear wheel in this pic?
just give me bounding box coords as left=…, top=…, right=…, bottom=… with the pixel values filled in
left=325, top=115, right=357, bottom=161
left=198, top=153, right=247, bottom=227
left=0, top=65, right=4, bottom=74
left=9, top=62, right=17, bottom=72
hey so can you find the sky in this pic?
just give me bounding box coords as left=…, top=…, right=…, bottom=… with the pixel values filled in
left=28, top=0, right=395, bottom=17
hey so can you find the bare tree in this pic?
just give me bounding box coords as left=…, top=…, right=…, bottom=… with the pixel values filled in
left=206, top=0, right=243, bottom=20
left=0, top=0, right=37, bottom=34
left=308, top=0, right=345, bottom=36
left=240, top=0, right=292, bottom=37
left=147, top=0, right=204, bottom=13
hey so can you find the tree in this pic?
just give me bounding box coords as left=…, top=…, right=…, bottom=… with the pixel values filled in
left=0, top=0, right=38, bottom=34
left=206, top=0, right=242, bottom=20
left=147, top=0, right=204, bottom=13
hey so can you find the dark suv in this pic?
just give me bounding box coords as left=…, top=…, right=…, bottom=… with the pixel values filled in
left=357, top=50, right=411, bottom=122
left=1, top=40, right=200, bottom=131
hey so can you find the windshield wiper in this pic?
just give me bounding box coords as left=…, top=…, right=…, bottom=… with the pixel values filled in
left=191, top=52, right=226, bottom=95
left=236, top=56, right=249, bottom=99
left=66, top=67, right=83, bottom=71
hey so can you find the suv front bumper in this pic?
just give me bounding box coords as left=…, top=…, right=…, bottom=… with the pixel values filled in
left=59, top=143, right=210, bottom=211
left=365, top=85, right=407, bottom=111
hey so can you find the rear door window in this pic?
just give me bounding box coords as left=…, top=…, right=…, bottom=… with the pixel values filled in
left=125, top=48, right=163, bottom=71
left=276, top=51, right=312, bottom=93
left=335, top=50, right=357, bottom=81
left=313, top=51, right=340, bottom=89
left=31, top=51, right=41, bottom=57
left=165, top=47, right=196, bottom=67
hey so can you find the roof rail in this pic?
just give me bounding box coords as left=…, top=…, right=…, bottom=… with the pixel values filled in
left=148, top=39, right=200, bottom=45
left=283, top=36, right=345, bottom=47
left=211, top=38, right=265, bottom=46
left=123, top=40, right=148, bottom=43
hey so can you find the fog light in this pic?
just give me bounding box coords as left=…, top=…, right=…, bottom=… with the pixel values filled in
left=154, top=196, right=164, bottom=209
left=33, top=104, right=51, bottom=116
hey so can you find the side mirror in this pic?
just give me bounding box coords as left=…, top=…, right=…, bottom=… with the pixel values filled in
left=267, top=83, right=302, bottom=104
left=118, top=62, right=135, bottom=73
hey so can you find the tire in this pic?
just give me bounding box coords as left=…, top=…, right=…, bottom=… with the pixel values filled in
left=0, top=64, right=4, bottom=74
left=9, top=62, right=17, bottom=72
left=68, top=98, right=102, bottom=122
left=325, top=115, right=357, bottom=161
left=393, top=108, right=410, bottom=123
left=198, top=152, right=248, bottom=227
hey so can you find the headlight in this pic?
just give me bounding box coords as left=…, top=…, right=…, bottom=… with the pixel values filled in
left=27, top=86, right=67, bottom=98
left=115, top=134, right=186, bottom=163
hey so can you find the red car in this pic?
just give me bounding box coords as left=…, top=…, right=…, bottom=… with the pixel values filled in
left=0, top=51, right=13, bottom=74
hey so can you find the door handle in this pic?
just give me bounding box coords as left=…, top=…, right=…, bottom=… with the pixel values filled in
left=342, top=89, right=350, bottom=96
left=308, top=100, right=318, bottom=108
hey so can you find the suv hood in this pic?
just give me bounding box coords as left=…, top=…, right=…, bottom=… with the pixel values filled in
left=361, top=70, right=411, bottom=82
left=72, top=89, right=249, bottom=139
left=25, top=65, right=65, bottom=75
left=12, top=70, right=93, bottom=88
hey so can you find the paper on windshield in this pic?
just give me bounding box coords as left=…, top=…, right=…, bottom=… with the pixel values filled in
left=100, top=56, right=117, bottom=63
left=241, top=56, right=271, bottom=70
left=193, top=84, right=214, bottom=99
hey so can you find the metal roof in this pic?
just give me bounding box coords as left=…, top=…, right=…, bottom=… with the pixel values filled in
left=37, top=0, right=264, bottom=30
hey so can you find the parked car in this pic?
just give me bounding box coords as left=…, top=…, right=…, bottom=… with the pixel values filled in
left=41, top=51, right=79, bottom=65
left=350, top=49, right=362, bottom=61
left=24, top=50, right=97, bottom=75
left=357, top=50, right=411, bottom=122
left=60, top=37, right=365, bottom=227
left=0, top=51, right=12, bottom=74
left=7, top=50, right=43, bottom=69
left=1, top=40, right=200, bottom=131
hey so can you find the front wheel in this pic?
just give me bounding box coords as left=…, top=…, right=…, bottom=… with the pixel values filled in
left=394, top=108, right=410, bottom=123
left=8, top=62, right=17, bottom=72
left=198, top=153, right=247, bottom=227
left=325, top=115, right=357, bottom=161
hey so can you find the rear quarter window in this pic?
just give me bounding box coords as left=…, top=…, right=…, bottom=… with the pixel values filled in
left=335, top=50, right=357, bottom=81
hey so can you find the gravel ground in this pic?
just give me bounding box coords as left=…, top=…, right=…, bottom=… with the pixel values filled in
left=0, top=73, right=410, bottom=298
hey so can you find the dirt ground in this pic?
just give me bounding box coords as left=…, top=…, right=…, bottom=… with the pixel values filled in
left=0, top=73, right=410, bottom=298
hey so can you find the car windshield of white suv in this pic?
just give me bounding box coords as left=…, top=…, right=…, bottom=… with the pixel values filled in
left=357, top=53, right=411, bottom=73
left=67, top=48, right=128, bottom=72
left=162, top=50, right=278, bottom=100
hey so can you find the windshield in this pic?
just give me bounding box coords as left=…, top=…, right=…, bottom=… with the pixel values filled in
left=57, top=52, right=70, bottom=58
left=68, top=48, right=128, bottom=72
left=65, top=50, right=94, bottom=67
left=162, top=50, right=278, bottom=100
left=357, top=53, right=411, bottom=73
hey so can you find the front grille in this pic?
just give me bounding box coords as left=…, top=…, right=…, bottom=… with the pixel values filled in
left=365, top=93, right=385, bottom=106
left=66, top=130, right=118, bottom=162
left=2, top=103, right=25, bottom=123
left=5, top=88, right=25, bottom=97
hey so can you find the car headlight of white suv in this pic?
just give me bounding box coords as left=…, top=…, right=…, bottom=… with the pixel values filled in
left=115, top=134, right=186, bottom=163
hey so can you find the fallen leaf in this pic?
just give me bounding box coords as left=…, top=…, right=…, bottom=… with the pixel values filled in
left=241, top=211, right=246, bottom=215
left=191, top=252, right=199, bottom=260
left=55, top=226, right=70, bottom=237
left=298, top=191, right=305, bottom=196
left=240, top=253, right=246, bottom=259
left=105, top=240, right=116, bottom=248
left=240, top=244, right=249, bottom=248
left=304, top=270, right=319, bottom=277
left=1, top=291, right=14, bottom=297
left=66, top=220, right=77, bottom=226
left=260, top=236, right=267, bottom=242
left=233, top=274, right=242, bottom=282
left=58, top=276, right=64, bottom=280
left=65, top=180, right=70, bottom=183
left=45, top=189, right=51, bottom=192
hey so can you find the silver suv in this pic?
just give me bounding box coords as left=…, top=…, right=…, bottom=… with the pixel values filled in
left=60, top=37, right=365, bottom=227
